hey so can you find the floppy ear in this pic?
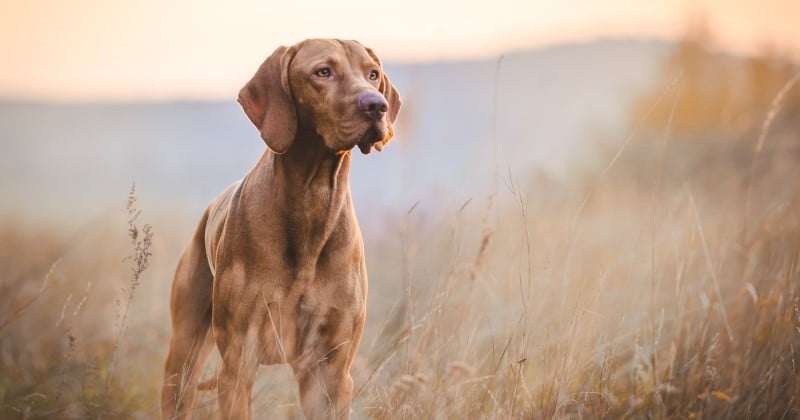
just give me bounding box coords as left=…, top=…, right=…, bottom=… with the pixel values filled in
left=363, top=46, right=402, bottom=141
left=238, top=45, right=297, bottom=154
left=380, top=72, right=402, bottom=125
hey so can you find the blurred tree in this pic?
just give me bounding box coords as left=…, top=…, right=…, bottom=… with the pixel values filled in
left=621, top=18, right=800, bottom=191
left=632, top=19, right=797, bottom=138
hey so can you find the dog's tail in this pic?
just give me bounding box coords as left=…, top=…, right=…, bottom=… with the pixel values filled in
left=196, top=372, right=218, bottom=391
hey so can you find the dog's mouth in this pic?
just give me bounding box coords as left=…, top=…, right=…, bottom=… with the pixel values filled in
left=356, top=139, right=386, bottom=155
left=355, top=124, right=389, bottom=155
left=332, top=113, right=390, bottom=155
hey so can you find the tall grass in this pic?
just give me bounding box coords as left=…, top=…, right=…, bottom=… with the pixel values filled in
left=0, top=184, right=159, bottom=418
left=1, top=58, right=799, bottom=419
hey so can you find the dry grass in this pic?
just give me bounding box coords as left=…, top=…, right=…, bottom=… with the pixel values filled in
left=3, top=138, right=798, bottom=419
left=1, top=49, right=799, bottom=418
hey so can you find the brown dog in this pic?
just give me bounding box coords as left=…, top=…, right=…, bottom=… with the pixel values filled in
left=161, top=39, right=401, bottom=419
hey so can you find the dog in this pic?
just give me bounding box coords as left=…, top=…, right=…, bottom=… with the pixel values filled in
left=161, top=39, right=401, bottom=419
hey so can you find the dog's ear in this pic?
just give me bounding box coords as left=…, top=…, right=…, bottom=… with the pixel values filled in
left=380, top=72, right=402, bottom=125
left=363, top=45, right=402, bottom=142
left=238, top=45, right=297, bottom=154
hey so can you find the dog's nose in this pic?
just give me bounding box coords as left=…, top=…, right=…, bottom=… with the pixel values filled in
left=358, top=92, right=388, bottom=120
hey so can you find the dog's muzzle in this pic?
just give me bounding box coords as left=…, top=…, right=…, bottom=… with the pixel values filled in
left=355, top=92, right=389, bottom=154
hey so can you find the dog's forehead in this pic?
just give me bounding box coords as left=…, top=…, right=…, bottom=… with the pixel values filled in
left=293, top=39, right=375, bottom=66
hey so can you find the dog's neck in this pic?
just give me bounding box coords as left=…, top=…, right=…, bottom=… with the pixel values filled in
left=273, top=134, right=351, bottom=193
left=246, top=132, right=353, bottom=216
left=241, top=132, right=355, bottom=263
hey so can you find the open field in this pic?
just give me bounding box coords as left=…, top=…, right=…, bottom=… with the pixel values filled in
left=1, top=37, right=799, bottom=418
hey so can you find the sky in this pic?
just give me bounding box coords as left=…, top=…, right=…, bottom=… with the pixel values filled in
left=1, top=0, right=798, bottom=101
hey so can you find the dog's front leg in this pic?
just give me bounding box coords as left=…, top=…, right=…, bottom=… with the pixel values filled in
left=215, top=321, right=260, bottom=419
left=292, top=312, right=365, bottom=420
left=293, top=359, right=354, bottom=419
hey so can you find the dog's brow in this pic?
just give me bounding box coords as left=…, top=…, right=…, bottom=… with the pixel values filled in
left=314, top=56, right=342, bottom=69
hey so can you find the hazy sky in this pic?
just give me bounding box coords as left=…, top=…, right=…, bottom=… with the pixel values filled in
left=1, top=0, right=798, bottom=101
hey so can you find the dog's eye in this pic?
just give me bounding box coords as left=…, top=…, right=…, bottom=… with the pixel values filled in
left=368, top=69, right=380, bottom=81
left=315, top=67, right=332, bottom=77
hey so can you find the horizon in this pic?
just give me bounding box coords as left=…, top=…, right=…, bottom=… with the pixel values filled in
left=0, top=36, right=795, bottom=106
left=0, top=37, right=665, bottom=104
left=2, top=0, right=799, bottom=102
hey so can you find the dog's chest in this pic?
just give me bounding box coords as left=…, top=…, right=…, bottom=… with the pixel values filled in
left=283, top=187, right=347, bottom=257
left=255, top=274, right=364, bottom=366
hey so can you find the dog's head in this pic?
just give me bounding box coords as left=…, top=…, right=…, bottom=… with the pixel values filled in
left=238, top=39, right=402, bottom=155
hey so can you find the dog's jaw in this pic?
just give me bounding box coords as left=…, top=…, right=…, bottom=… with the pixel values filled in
left=355, top=123, right=390, bottom=154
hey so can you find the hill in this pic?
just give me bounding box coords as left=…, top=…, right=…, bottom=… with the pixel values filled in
left=0, top=38, right=669, bottom=231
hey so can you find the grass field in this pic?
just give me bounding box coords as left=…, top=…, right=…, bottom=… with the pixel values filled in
left=1, top=41, right=799, bottom=418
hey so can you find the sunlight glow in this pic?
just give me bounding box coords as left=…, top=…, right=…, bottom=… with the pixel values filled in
left=0, top=0, right=797, bottom=101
